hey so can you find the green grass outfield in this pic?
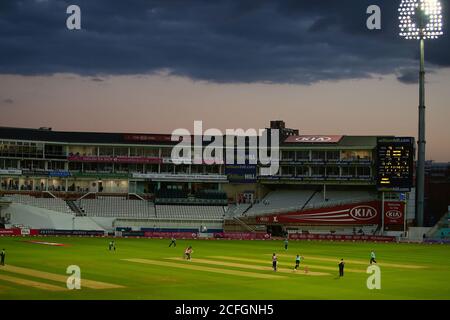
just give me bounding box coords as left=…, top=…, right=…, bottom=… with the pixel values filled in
left=0, top=236, right=449, bottom=300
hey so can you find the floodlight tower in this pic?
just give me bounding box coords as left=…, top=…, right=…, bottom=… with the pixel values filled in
left=398, top=0, right=443, bottom=227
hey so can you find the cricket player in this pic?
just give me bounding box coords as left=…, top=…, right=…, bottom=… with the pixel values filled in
left=370, top=251, right=377, bottom=264
left=109, top=240, right=116, bottom=251
left=184, top=246, right=193, bottom=260
left=169, top=237, right=177, bottom=247
left=0, top=249, right=5, bottom=266
left=294, top=254, right=302, bottom=271
left=272, top=253, right=278, bottom=271
left=284, top=238, right=289, bottom=250
left=338, top=259, right=345, bottom=277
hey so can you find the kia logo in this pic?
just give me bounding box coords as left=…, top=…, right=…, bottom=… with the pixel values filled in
left=386, top=210, right=402, bottom=219
left=296, top=136, right=332, bottom=142
left=350, top=206, right=377, bottom=220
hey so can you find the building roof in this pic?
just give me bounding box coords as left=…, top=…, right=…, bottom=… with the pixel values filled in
left=0, top=126, right=396, bottom=148
left=280, top=135, right=387, bottom=148
left=0, top=127, right=175, bottom=145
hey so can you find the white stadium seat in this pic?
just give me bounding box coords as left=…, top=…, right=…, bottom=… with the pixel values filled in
left=7, top=194, right=74, bottom=214
left=155, top=205, right=224, bottom=220
left=245, top=189, right=377, bottom=216
left=77, top=197, right=156, bottom=218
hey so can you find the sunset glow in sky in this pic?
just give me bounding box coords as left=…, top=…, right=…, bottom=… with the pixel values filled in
left=1, top=0, right=449, bottom=160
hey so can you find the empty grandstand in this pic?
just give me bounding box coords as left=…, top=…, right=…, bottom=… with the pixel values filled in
left=426, top=209, right=450, bottom=240
left=245, top=188, right=378, bottom=216
left=5, top=194, right=74, bottom=214
left=156, top=205, right=225, bottom=220
left=154, top=189, right=228, bottom=205
left=76, top=196, right=156, bottom=218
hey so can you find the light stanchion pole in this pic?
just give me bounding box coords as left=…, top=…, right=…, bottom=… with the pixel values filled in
left=404, top=198, right=408, bottom=236
left=416, top=38, right=426, bottom=227
left=381, top=192, right=385, bottom=234
left=398, top=0, right=443, bottom=227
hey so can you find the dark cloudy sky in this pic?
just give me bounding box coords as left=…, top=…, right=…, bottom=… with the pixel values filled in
left=0, top=0, right=449, bottom=160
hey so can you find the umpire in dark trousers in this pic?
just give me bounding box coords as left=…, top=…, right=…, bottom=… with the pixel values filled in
left=338, top=259, right=345, bottom=277
left=0, top=249, right=5, bottom=266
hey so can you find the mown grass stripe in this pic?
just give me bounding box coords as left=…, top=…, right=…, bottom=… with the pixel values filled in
left=167, top=257, right=330, bottom=276
left=123, top=258, right=286, bottom=279
left=1, top=265, right=124, bottom=289
left=0, top=273, right=65, bottom=291
left=266, top=254, right=427, bottom=269
left=211, top=256, right=367, bottom=273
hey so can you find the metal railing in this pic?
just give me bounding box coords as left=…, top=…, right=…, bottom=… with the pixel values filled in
left=233, top=216, right=256, bottom=232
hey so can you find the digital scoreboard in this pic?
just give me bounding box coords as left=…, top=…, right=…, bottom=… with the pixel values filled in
left=376, top=137, right=414, bottom=191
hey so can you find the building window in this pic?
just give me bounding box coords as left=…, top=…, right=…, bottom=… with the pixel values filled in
left=161, top=148, right=171, bottom=158
left=68, top=146, right=96, bottom=156
left=356, top=166, right=371, bottom=177
left=32, top=160, right=45, bottom=170
left=19, top=159, right=45, bottom=170
left=114, top=147, right=128, bottom=156
left=205, top=165, right=220, bottom=174
left=130, top=147, right=144, bottom=157
left=191, top=165, right=203, bottom=174
left=311, top=166, right=325, bottom=176
left=47, top=161, right=65, bottom=171
left=128, top=164, right=143, bottom=173
left=69, top=162, right=82, bottom=172
left=281, top=166, right=295, bottom=176
left=98, top=147, right=113, bottom=156
left=311, top=151, right=326, bottom=161
left=0, top=141, right=44, bottom=158
left=160, top=164, right=173, bottom=173
left=296, top=166, right=309, bottom=176
left=175, top=164, right=189, bottom=174
left=44, top=144, right=65, bottom=159
left=36, top=143, right=44, bottom=158
left=21, top=160, right=33, bottom=170
left=145, top=164, right=158, bottom=173
left=296, top=150, right=310, bottom=161
left=83, top=163, right=97, bottom=172
left=326, top=150, right=340, bottom=161
left=341, top=166, right=355, bottom=177
left=113, top=163, right=127, bottom=173
left=326, top=166, right=340, bottom=176
left=282, top=151, right=295, bottom=161
left=0, top=159, right=18, bottom=169
left=341, top=150, right=371, bottom=161
left=144, top=148, right=159, bottom=157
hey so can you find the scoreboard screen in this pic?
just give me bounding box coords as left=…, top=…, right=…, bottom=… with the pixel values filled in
left=376, top=137, right=414, bottom=191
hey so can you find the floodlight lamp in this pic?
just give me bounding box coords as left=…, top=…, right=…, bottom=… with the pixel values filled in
left=399, top=0, right=443, bottom=39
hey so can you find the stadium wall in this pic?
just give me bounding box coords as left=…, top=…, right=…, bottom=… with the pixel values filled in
left=408, top=227, right=432, bottom=241
left=6, top=203, right=105, bottom=231
left=90, top=217, right=116, bottom=232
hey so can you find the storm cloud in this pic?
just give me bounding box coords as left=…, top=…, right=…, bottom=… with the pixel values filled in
left=396, top=68, right=419, bottom=84
left=2, top=98, right=14, bottom=104
left=0, top=0, right=448, bottom=84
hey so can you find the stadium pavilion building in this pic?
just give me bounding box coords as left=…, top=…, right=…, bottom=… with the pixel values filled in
left=0, top=121, right=416, bottom=237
